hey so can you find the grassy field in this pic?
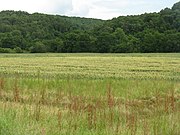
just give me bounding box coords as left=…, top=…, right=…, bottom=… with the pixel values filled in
left=0, top=53, right=180, bottom=135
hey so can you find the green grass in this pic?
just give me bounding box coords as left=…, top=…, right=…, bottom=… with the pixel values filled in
left=0, top=53, right=180, bottom=135
left=0, top=53, right=180, bottom=80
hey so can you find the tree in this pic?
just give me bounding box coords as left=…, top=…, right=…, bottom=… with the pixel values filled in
left=0, top=2, right=179, bottom=53
left=164, top=31, right=180, bottom=52
left=76, top=32, right=95, bottom=52
left=1, top=30, right=26, bottom=49
left=43, top=39, right=64, bottom=52
left=111, top=28, right=129, bottom=53
left=30, top=41, right=47, bottom=53
left=96, top=32, right=115, bottom=53
left=172, top=1, right=180, bottom=11
left=63, top=32, right=79, bottom=53
left=138, top=29, right=166, bottom=53
left=127, top=35, right=140, bottom=53
left=1, top=33, right=17, bottom=49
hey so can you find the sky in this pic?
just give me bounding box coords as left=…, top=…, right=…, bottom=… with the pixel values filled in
left=0, top=0, right=179, bottom=20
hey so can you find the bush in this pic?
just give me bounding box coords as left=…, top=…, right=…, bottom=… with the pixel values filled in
left=0, top=47, right=14, bottom=53
left=13, top=47, right=23, bottom=53
left=30, top=42, right=47, bottom=53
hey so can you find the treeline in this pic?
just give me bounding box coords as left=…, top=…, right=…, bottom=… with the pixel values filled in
left=0, top=1, right=179, bottom=53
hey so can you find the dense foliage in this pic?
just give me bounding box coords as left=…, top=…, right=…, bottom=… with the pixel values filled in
left=0, top=2, right=179, bottom=53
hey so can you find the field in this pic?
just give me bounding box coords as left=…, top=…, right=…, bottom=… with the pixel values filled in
left=0, top=53, right=180, bottom=135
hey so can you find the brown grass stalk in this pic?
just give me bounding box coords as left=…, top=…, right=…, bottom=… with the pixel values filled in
left=0, top=78, right=5, bottom=97
left=107, top=83, right=114, bottom=108
left=87, top=104, right=96, bottom=129
left=34, top=101, right=41, bottom=121
left=13, top=78, right=20, bottom=102
left=41, top=128, right=46, bottom=135
left=40, top=89, right=46, bottom=105
left=143, top=119, right=149, bottom=135
left=164, top=95, right=170, bottom=113
left=170, top=89, right=175, bottom=112
left=115, top=117, right=121, bottom=135
left=107, top=83, right=115, bottom=127
left=153, top=123, right=158, bottom=135
left=57, top=110, right=62, bottom=129
left=126, top=114, right=137, bottom=135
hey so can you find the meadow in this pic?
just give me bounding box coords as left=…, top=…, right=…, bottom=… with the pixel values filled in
left=0, top=53, right=179, bottom=135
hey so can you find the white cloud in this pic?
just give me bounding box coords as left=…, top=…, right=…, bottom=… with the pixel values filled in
left=65, top=0, right=179, bottom=19
left=65, top=0, right=132, bottom=19
left=0, top=0, right=73, bottom=14
left=66, top=0, right=90, bottom=17
left=51, top=0, right=73, bottom=14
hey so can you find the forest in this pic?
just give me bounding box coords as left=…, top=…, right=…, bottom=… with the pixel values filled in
left=0, top=1, right=179, bottom=53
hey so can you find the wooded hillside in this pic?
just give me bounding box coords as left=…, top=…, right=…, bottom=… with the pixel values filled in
left=0, top=1, right=179, bottom=53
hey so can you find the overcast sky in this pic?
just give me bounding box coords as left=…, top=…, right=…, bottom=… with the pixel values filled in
left=0, top=0, right=179, bottom=20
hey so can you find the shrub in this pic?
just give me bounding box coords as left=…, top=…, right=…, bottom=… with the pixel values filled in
left=0, top=47, right=14, bottom=53
left=30, top=42, right=47, bottom=53
left=13, top=47, right=23, bottom=53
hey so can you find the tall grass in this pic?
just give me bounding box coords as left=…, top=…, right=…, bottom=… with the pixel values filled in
left=0, top=53, right=179, bottom=134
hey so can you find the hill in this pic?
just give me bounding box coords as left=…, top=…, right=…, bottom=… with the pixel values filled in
left=0, top=1, right=179, bottom=53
